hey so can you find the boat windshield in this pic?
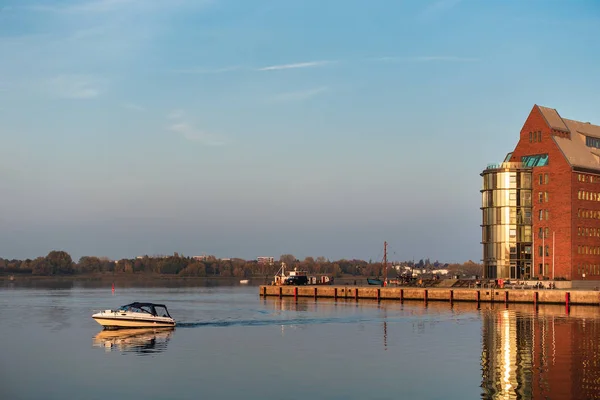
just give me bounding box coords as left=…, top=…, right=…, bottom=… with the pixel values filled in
left=116, top=302, right=171, bottom=317
left=118, top=304, right=155, bottom=315
left=154, top=306, right=171, bottom=318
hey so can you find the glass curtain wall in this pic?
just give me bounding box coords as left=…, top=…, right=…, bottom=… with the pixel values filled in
left=481, top=162, right=533, bottom=279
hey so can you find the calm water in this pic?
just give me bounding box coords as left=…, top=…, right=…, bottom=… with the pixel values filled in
left=1, top=281, right=599, bottom=400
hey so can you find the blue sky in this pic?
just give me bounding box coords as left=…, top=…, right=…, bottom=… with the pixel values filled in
left=0, top=0, right=599, bottom=263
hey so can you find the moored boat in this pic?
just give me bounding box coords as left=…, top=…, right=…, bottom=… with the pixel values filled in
left=367, top=241, right=391, bottom=286
left=271, top=263, right=333, bottom=286
left=367, top=278, right=383, bottom=286
left=240, top=279, right=249, bottom=284
left=92, top=302, right=176, bottom=330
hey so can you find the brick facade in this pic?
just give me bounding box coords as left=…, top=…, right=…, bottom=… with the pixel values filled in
left=508, top=105, right=600, bottom=280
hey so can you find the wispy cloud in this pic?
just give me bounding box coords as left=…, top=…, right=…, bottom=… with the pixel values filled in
left=258, top=60, right=334, bottom=71
left=270, top=87, right=329, bottom=103
left=122, top=102, right=145, bottom=112
left=47, top=75, right=105, bottom=99
left=166, top=110, right=229, bottom=146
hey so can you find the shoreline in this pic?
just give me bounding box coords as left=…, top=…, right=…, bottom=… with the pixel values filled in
left=0, top=273, right=363, bottom=285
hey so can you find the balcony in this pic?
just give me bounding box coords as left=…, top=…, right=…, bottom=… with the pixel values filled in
left=485, top=162, right=528, bottom=170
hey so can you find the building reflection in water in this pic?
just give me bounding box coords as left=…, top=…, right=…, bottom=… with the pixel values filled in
left=481, top=305, right=600, bottom=399
left=92, top=328, right=174, bottom=355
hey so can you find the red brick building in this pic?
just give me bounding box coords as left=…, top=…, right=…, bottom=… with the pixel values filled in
left=482, top=104, right=600, bottom=281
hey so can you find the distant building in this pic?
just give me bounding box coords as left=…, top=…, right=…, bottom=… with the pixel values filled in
left=482, top=104, right=600, bottom=281
left=193, top=255, right=211, bottom=261
left=257, top=256, right=274, bottom=265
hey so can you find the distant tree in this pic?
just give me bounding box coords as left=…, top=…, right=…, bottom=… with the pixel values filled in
left=332, top=263, right=342, bottom=278
left=158, top=256, right=188, bottom=274
left=133, top=259, right=144, bottom=273
left=77, top=256, right=102, bottom=273
left=31, top=257, right=51, bottom=275
left=279, top=254, right=296, bottom=266
left=178, top=262, right=206, bottom=277
left=45, top=251, right=74, bottom=274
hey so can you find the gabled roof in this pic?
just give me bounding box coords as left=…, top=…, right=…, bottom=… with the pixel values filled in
left=539, top=106, right=600, bottom=171
left=537, top=105, right=569, bottom=132
left=553, top=136, right=600, bottom=171
left=564, top=118, right=600, bottom=139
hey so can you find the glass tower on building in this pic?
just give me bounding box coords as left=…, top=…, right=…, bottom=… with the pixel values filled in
left=481, top=160, right=533, bottom=279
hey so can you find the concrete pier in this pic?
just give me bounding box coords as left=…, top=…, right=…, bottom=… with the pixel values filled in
left=259, top=285, right=600, bottom=306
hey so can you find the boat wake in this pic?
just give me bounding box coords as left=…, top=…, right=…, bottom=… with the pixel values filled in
left=177, top=316, right=374, bottom=328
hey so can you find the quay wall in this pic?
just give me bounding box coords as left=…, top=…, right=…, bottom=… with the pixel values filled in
left=259, top=285, right=600, bottom=306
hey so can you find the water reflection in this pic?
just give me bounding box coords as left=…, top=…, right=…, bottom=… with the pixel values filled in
left=481, top=305, right=600, bottom=399
left=93, top=328, right=174, bottom=355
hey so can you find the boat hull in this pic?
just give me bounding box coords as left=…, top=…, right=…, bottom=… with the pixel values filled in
left=93, top=317, right=175, bottom=329
left=367, top=278, right=383, bottom=286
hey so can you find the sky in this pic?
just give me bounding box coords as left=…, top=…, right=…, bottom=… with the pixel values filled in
left=0, top=0, right=599, bottom=263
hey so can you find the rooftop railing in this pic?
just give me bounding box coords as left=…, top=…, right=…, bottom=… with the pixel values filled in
left=485, top=162, right=528, bottom=170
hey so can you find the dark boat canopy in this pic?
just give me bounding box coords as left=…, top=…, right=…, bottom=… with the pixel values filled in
left=118, top=302, right=172, bottom=317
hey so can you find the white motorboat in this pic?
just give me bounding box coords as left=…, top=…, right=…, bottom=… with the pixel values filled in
left=239, top=279, right=249, bottom=284
left=92, top=302, right=176, bottom=330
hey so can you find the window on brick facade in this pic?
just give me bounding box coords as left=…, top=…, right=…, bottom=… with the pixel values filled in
left=538, top=174, right=543, bottom=185
left=545, top=210, right=549, bottom=220
left=539, top=210, right=544, bottom=220
left=544, top=173, right=549, bottom=184
left=539, top=263, right=543, bottom=274
left=545, top=227, right=549, bottom=238
left=545, top=245, right=549, bottom=256
left=539, top=192, right=543, bottom=203
left=539, top=246, right=543, bottom=256
left=539, top=228, right=543, bottom=238
left=545, top=192, right=549, bottom=202
left=529, top=132, right=532, bottom=142
left=522, top=154, right=549, bottom=167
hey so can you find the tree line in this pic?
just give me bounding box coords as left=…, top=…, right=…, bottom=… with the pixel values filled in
left=0, top=251, right=483, bottom=278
